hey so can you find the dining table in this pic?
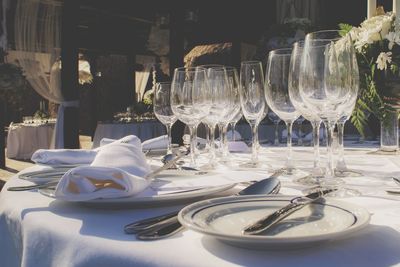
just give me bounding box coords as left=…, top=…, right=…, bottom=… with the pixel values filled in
left=1, top=145, right=400, bottom=267
left=6, top=122, right=56, bottom=160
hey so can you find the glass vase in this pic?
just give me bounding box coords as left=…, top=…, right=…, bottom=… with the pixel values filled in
left=380, top=111, right=399, bottom=152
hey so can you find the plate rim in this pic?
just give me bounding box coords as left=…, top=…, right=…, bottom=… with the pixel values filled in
left=178, top=195, right=371, bottom=243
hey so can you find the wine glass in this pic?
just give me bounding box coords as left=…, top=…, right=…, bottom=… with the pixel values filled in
left=267, top=110, right=281, bottom=146
left=199, top=65, right=224, bottom=152
left=265, top=48, right=300, bottom=173
left=203, top=66, right=231, bottom=168
left=153, top=82, right=177, bottom=154
left=299, top=30, right=354, bottom=187
left=239, top=61, right=266, bottom=167
left=335, top=46, right=361, bottom=177
left=289, top=41, right=324, bottom=180
left=217, top=67, right=241, bottom=160
left=171, top=67, right=209, bottom=167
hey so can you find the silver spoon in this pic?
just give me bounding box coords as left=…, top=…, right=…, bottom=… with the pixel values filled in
left=125, top=170, right=283, bottom=239
left=393, top=177, right=400, bottom=186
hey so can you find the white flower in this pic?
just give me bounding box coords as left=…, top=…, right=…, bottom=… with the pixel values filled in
left=385, top=31, right=400, bottom=50
left=376, top=52, right=392, bottom=70
left=354, top=13, right=394, bottom=51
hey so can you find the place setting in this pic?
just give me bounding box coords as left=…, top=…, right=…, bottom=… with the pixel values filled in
left=2, top=1, right=400, bottom=266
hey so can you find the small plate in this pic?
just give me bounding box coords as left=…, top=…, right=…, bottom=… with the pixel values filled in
left=178, top=195, right=370, bottom=250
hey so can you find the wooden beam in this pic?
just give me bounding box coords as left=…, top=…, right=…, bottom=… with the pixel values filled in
left=61, top=0, right=80, bottom=148
left=169, top=7, right=185, bottom=145
left=0, top=99, right=5, bottom=169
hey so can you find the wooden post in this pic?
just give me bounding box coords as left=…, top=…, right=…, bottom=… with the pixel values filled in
left=60, top=0, right=80, bottom=148
left=0, top=98, right=5, bottom=169
left=169, top=7, right=185, bottom=145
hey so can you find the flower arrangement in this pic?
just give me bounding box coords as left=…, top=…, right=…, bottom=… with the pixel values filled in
left=340, top=10, right=400, bottom=136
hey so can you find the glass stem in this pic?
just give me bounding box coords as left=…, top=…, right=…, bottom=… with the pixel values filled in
left=222, top=124, right=229, bottom=157
left=324, top=120, right=336, bottom=179
left=311, top=120, right=321, bottom=170
left=209, top=125, right=216, bottom=162
left=274, top=122, right=280, bottom=146
left=230, top=122, right=235, bottom=142
left=336, top=120, right=346, bottom=171
left=251, top=123, right=258, bottom=163
left=205, top=124, right=210, bottom=150
left=166, top=124, right=172, bottom=154
left=189, top=126, right=197, bottom=167
left=298, top=122, right=303, bottom=146
left=285, top=121, right=294, bottom=170
left=255, top=123, right=260, bottom=150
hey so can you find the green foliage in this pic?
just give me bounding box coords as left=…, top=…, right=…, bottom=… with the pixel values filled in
left=338, top=23, right=353, bottom=36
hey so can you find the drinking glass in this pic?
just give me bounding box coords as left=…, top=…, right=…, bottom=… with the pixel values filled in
left=289, top=41, right=324, bottom=179
left=171, top=67, right=209, bottom=167
left=203, top=66, right=231, bottom=167
left=239, top=61, right=266, bottom=167
left=154, top=82, right=177, bottom=154
left=335, top=47, right=361, bottom=177
left=217, top=67, right=241, bottom=160
left=265, top=48, right=300, bottom=173
left=267, top=110, right=281, bottom=146
left=299, top=30, right=354, bottom=186
left=199, top=65, right=224, bottom=152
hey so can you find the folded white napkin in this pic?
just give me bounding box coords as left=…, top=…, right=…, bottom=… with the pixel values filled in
left=142, top=135, right=168, bottom=150
left=31, top=135, right=141, bottom=165
left=55, top=140, right=151, bottom=201
left=226, top=130, right=242, bottom=141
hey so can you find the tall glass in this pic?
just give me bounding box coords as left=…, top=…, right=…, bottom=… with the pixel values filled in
left=265, top=48, right=300, bottom=173
left=153, top=82, right=177, bottom=154
left=203, top=66, right=231, bottom=167
left=267, top=110, right=281, bottom=146
left=171, top=67, right=209, bottom=167
left=218, top=67, right=241, bottom=160
left=299, top=30, right=354, bottom=186
left=239, top=61, right=266, bottom=167
left=289, top=41, right=324, bottom=179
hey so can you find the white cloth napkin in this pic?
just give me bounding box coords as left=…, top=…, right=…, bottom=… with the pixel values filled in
left=142, top=135, right=168, bottom=150
left=55, top=140, right=151, bottom=201
left=31, top=135, right=140, bottom=165
left=228, top=141, right=250, bottom=152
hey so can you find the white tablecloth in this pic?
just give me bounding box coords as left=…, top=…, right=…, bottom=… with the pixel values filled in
left=1, top=147, right=400, bottom=267
left=6, top=123, right=55, bottom=160
left=92, top=121, right=166, bottom=148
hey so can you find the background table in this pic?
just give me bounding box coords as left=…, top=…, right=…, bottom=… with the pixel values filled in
left=1, top=147, right=400, bottom=267
left=92, top=121, right=166, bottom=148
left=6, top=122, right=55, bottom=160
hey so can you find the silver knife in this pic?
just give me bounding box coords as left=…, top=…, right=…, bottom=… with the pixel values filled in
left=242, top=188, right=336, bottom=235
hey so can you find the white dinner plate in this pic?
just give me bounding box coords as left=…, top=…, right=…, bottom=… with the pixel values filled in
left=38, top=169, right=234, bottom=208
left=18, top=167, right=74, bottom=183
left=178, top=195, right=370, bottom=250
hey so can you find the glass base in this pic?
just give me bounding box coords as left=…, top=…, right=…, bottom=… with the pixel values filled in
left=294, top=176, right=344, bottom=187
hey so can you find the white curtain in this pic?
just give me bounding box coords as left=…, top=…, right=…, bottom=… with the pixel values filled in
left=135, top=55, right=155, bottom=102
left=13, top=0, right=73, bottom=148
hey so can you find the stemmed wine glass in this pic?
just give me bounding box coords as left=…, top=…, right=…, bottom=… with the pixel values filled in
left=203, top=66, right=231, bottom=168
left=239, top=61, right=266, bottom=167
left=289, top=41, right=324, bottom=180
left=265, top=48, right=300, bottom=174
left=295, top=116, right=305, bottom=146
left=229, top=109, right=242, bottom=142
left=335, top=47, right=361, bottom=177
left=217, top=67, right=241, bottom=160
left=171, top=67, right=209, bottom=167
left=153, top=82, right=177, bottom=154
left=299, top=30, right=356, bottom=187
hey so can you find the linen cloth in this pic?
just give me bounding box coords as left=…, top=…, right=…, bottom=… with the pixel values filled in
left=102, top=135, right=170, bottom=150
left=1, top=147, right=400, bottom=267
left=6, top=123, right=55, bottom=160
left=54, top=140, right=151, bottom=201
